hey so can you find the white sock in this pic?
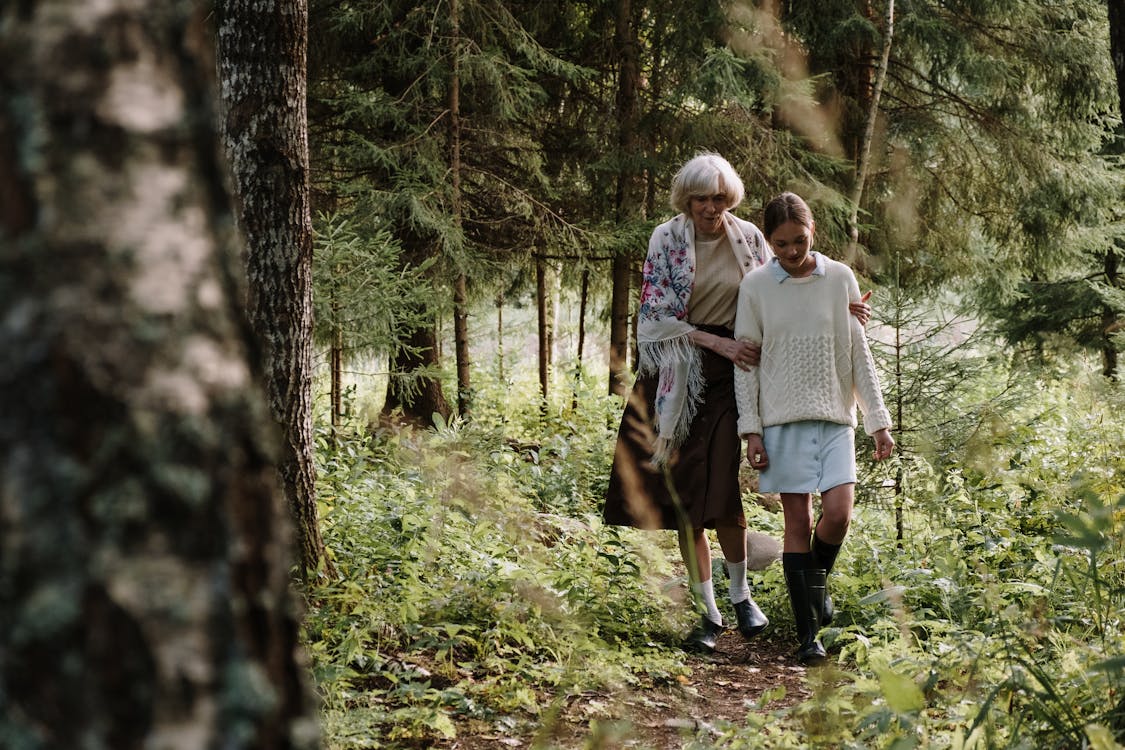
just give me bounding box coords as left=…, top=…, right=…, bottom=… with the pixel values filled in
left=726, top=558, right=751, bottom=604
left=691, top=578, right=723, bottom=625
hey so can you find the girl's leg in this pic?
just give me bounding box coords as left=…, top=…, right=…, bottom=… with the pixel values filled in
left=817, top=483, right=855, bottom=544
left=780, top=492, right=826, bottom=664
left=780, top=493, right=814, bottom=552
left=812, top=482, right=855, bottom=626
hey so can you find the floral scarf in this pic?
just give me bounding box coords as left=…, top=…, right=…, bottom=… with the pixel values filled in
left=636, top=212, right=770, bottom=465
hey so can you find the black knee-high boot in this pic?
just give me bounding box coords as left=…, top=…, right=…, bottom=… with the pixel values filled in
left=783, top=554, right=827, bottom=665
left=811, top=529, right=841, bottom=626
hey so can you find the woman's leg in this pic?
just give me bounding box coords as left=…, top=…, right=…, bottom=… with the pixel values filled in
left=678, top=526, right=712, bottom=585
left=679, top=526, right=726, bottom=652
left=715, top=524, right=746, bottom=564
left=717, top=522, right=768, bottom=637
left=678, top=527, right=722, bottom=623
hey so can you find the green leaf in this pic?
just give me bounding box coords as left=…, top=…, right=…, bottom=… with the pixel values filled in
left=859, top=586, right=906, bottom=605
left=1084, top=724, right=1123, bottom=750
left=874, top=666, right=925, bottom=714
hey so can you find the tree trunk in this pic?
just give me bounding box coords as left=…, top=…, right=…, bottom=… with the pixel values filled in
left=609, top=0, right=644, bottom=397
left=573, top=269, right=590, bottom=410
left=384, top=326, right=452, bottom=425
left=1109, top=0, right=1125, bottom=112
left=0, top=1, right=317, bottom=745
left=577, top=268, right=589, bottom=366
left=454, top=274, right=471, bottom=413
left=331, top=325, right=343, bottom=428
left=217, top=0, right=328, bottom=580
left=450, top=0, right=472, bottom=415
left=1104, top=243, right=1120, bottom=380
left=496, top=292, right=506, bottom=383
left=847, top=0, right=895, bottom=264
left=1106, top=0, right=1125, bottom=380
left=609, top=256, right=633, bottom=396
left=537, top=253, right=551, bottom=404
left=894, top=317, right=905, bottom=544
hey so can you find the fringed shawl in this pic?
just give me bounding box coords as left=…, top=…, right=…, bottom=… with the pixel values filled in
left=637, top=212, right=770, bottom=465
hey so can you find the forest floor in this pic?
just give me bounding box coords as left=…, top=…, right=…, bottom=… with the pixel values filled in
left=441, top=630, right=810, bottom=749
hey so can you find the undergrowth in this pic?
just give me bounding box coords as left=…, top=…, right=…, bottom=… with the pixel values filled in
left=305, top=364, right=1125, bottom=749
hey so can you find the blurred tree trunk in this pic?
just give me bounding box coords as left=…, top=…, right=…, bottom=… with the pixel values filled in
left=0, top=1, right=317, bottom=746
left=609, top=0, right=644, bottom=397
left=847, top=0, right=894, bottom=266
left=217, top=0, right=329, bottom=579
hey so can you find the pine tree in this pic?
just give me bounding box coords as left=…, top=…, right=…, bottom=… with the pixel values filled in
left=308, top=0, right=582, bottom=423
left=781, top=0, right=1122, bottom=375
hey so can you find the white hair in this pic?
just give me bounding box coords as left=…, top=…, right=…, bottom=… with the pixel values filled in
left=668, top=152, right=746, bottom=214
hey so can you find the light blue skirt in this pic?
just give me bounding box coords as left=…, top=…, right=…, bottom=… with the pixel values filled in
left=759, top=420, right=856, bottom=493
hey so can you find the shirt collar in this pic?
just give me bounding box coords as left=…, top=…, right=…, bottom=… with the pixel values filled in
left=768, top=251, right=825, bottom=282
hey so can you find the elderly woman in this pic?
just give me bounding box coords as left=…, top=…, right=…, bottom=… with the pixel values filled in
left=603, top=153, right=772, bottom=652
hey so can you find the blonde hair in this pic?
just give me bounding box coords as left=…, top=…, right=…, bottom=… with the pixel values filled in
left=668, top=152, right=745, bottom=214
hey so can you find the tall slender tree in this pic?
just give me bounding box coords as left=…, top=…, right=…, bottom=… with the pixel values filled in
left=450, top=0, right=472, bottom=414
left=217, top=0, right=328, bottom=578
left=608, top=0, right=645, bottom=398
left=0, top=0, right=317, bottom=744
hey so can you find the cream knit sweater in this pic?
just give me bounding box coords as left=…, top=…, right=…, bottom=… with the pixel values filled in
left=734, top=254, right=892, bottom=437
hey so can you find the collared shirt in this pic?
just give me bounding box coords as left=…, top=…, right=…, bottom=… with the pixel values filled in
left=767, top=251, right=826, bottom=283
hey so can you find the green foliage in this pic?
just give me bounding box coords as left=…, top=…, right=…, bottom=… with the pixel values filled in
left=306, top=374, right=691, bottom=746
left=312, top=211, right=435, bottom=362
left=306, top=359, right=1125, bottom=748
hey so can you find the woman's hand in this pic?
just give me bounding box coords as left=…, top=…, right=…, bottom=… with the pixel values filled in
left=690, top=331, right=761, bottom=370
left=872, top=428, right=895, bottom=461
left=745, top=434, right=769, bottom=469
left=720, top=337, right=761, bottom=371
left=849, top=290, right=873, bottom=326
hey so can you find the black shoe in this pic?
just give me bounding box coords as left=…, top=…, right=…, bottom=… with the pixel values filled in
left=732, top=597, right=768, bottom=639
left=785, top=568, right=828, bottom=666
left=683, top=615, right=724, bottom=653
left=822, top=594, right=834, bottom=626
left=797, top=639, right=827, bottom=665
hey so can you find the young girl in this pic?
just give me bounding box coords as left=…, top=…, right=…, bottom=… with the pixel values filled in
left=733, top=192, right=895, bottom=665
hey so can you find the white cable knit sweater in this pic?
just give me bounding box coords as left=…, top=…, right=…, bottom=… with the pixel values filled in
left=733, top=254, right=892, bottom=437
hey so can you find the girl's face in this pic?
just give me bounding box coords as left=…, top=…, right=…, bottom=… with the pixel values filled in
left=689, top=192, right=729, bottom=235
left=768, top=220, right=816, bottom=277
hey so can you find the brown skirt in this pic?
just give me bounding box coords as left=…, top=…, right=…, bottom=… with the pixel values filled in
left=603, top=336, right=747, bottom=532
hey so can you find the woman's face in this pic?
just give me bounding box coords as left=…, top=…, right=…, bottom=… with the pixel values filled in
left=768, top=220, right=816, bottom=277
left=689, top=192, right=729, bottom=235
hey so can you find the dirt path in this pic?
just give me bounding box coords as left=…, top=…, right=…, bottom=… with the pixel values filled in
left=446, top=631, right=810, bottom=749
